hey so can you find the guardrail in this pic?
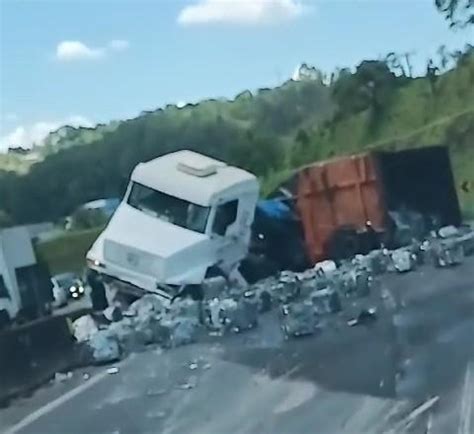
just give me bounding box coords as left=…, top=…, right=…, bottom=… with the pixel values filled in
left=0, top=315, right=75, bottom=405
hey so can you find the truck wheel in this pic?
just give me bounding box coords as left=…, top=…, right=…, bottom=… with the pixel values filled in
left=87, top=269, right=109, bottom=311
left=0, top=310, right=10, bottom=330
left=173, top=284, right=204, bottom=301
left=240, top=254, right=278, bottom=284
left=327, top=228, right=360, bottom=260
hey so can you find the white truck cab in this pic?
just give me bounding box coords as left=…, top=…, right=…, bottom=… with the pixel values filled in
left=87, top=150, right=259, bottom=298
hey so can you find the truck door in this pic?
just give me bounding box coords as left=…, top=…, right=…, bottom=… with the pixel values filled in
left=211, top=198, right=249, bottom=272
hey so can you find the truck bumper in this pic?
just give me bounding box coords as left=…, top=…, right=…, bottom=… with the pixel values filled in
left=87, top=260, right=174, bottom=300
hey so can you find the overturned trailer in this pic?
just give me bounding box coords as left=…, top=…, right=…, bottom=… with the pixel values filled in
left=87, top=146, right=461, bottom=300
left=264, top=145, right=461, bottom=265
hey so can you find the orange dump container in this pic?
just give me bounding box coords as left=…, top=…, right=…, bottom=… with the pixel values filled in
left=291, top=146, right=461, bottom=263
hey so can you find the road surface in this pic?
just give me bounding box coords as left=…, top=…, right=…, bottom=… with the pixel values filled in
left=1, top=258, right=473, bottom=434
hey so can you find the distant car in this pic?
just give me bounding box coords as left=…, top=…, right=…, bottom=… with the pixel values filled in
left=51, top=273, right=86, bottom=302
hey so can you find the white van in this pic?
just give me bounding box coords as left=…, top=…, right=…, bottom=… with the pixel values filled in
left=87, top=150, right=259, bottom=298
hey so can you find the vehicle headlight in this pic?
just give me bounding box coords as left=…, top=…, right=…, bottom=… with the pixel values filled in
left=87, top=258, right=104, bottom=268
left=78, top=286, right=85, bottom=293
left=72, top=292, right=79, bottom=298
left=69, top=286, right=76, bottom=293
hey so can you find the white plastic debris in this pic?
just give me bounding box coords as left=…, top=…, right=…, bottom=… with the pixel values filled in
left=189, top=362, right=198, bottom=370
left=391, top=249, right=415, bottom=273
left=438, top=225, right=459, bottom=238
left=128, top=294, right=166, bottom=318
left=107, top=367, right=119, bottom=375
left=72, top=315, right=99, bottom=342
left=432, top=240, right=464, bottom=267
left=281, top=301, right=317, bottom=338
left=207, top=298, right=238, bottom=330
left=54, top=372, right=72, bottom=383
left=275, top=272, right=300, bottom=303
left=457, top=231, right=474, bottom=256
left=107, top=318, right=148, bottom=353
left=310, top=288, right=341, bottom=314
left=336, top=268, right=371, bottom=298
left=229, top=298, right=259, bottom=333
left=314, top=260, right=337, bottom=277
left=178, top=375, right=197, bottom=390
left=87, top=330, right=121, bottom=364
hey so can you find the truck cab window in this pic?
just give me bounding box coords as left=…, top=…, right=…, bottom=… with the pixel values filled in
left=127, top=182, right=210, bottom=233
left=213, top=200, right=238, bottom=236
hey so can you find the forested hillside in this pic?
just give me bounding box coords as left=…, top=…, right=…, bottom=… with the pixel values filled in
left=0, top=46, right=473, bottom=226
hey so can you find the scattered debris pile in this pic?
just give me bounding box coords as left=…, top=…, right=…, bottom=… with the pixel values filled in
left=72, top=224, right=474, bottom=364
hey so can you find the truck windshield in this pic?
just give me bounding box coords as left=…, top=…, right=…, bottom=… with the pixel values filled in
left=127, top=182, right=210, bottom=233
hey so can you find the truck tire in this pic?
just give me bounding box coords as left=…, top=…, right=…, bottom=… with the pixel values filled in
left=87, top=269, right=108, bottom=311
left=0, top=309, right=10, bottom=330
left=172, top=284, right=204, bottom=302
left=326, top=228, right=360, bottom=260
left=240, top=254, right=278, bottom=284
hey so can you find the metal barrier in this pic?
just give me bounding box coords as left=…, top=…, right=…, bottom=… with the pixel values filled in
left=0, top=315, right=75, bottom=404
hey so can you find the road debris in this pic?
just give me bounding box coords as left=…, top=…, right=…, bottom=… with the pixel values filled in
left=103, top=306, right=123, bottom=323
left=281, top=302, right=317, bottom=338
left=87, top=330, right=121, bottom=364
left=347, top=308, right=378, bottom=327
left=53, top=372, right=73, bottom=383
left=310, top=287, right=341, bottom=314
left=438, top=225, right=459, bottom=238
left=161, top=316, right=200, bottom=348
left=178, top=375, right=197, bottom=390
left=71, top=225, right=474, bottom=368
left=275, top=271, right=301, bottom=303
left=201, top=276, right=227, bottom=300
left=391, top=248, right=416, bottom=273
left=107, top=318, right=148, bottom=354
left=127, top=294, right=167, bottom=318
left=72, top=315, right=99, bottom=342
left=336, top=268, right=371, bottom=298
left=314, top=260, right=337, bottom=277
left=431, top=239, right=464, bottom=267
left=106, top=367, right=119, bottom=375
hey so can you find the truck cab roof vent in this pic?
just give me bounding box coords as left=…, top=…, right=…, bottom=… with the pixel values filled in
left=177, top=156, right=224, bottom=177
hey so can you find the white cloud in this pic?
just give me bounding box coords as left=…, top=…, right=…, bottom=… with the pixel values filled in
left=177, top=0, right=305, bottom=25
left=56, top=41, right=104, bottom=62
left=0, top=116, right=93, bottom=152
left=56, top=39, right=129, bottom=62
left=108, top=39, right=130, bottom=51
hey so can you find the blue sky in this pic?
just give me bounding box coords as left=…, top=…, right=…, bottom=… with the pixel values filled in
left=0, top=0, right=472, bottom=151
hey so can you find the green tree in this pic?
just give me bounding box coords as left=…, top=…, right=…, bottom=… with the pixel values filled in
left=386, top=52, right=406, bottom=76
left=435, top=0, right=474, bottom=27
left=426, top=58, right=440, bottom=95
left=332, top=61, right=397, bottom=117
